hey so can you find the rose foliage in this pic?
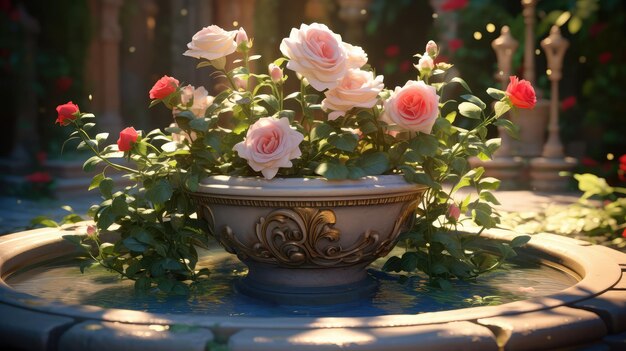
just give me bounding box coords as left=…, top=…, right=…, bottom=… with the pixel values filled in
left=58, top=23, right=532, bottom=293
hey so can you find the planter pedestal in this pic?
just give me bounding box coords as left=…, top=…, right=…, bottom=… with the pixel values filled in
left=191, top=175, right=426, bottom=303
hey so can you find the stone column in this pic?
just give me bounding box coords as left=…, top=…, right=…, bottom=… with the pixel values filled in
left=10, top=5, right=40, bottom=165
left=510, top=0, right=549, bottom=159
left=530, top=26, right=576, bottom=192
left=337, top=0, right=371, bottom=45
left=470, top=26, right=524, bottom=190
left=86, top=0, right=124, bottom=134
left=170, top=0, right=213, bottom=87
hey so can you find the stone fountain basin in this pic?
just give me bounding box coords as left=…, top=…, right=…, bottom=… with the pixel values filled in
left=0, top=224, right=625, bottom=351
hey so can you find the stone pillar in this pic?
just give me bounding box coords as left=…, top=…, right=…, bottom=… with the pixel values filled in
left=337, top=0, right=371, bottom=45
left=510, top=0, right=549, bottom=159
left=530, top=26, right=577, bottom=192
left=120, top=0, right=158, bottom=128
left=170, top=0, right=213, bottom=86
left=10, top=5, right=40, bottom=166
left=470, top=26, right=524, bottom=190
left=86, top=0, right=124, bottom=134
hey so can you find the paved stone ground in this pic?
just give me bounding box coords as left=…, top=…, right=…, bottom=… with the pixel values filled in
left=0, top=189, right=581, bottom=236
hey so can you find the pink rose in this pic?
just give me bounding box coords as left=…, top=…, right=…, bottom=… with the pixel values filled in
left=233, top=117, right=304, bottom=179
left=55, top=101, right=80, bottom=126
left=382, top=80, right=440, bottom=133
left=268, top=63, right=283, bottom=83
left=279, top=23, right=366, bottom=91
left=447, top=203, right=461, bottom=222
left=183, top=25, right=237, bottom=61
left=417, top=54, right=435, bottom=72
left=149, top=75, right=179, bottom=100
left=425, top=40, right=439, bottom=58
left=235, top=27, right=250, bottom=50
left=180, top=85, right=214, bottom=118
left=505, top=76, right=536, bottom=109
left=117, top=127, right=139, bottom=152
left=322, top=68, right=384, bottom=120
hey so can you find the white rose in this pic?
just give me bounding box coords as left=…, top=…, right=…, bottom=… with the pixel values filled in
left=279, top=23, right=366, bottom=92
left=233, top=117, right=304, bottom=179
left=322, top=69, right=384, bottom=120
left=183, top=25, right=237, bottom=61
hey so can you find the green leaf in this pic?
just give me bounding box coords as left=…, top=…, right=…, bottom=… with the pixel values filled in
left=487, top=88, right=506, bottom=100
left=461, top=94, right=486, bottom=110
left=328, top=133, right=358, bottom=152
left=479, top=191, right=501, bottom=205
left=450, top=77, right=472, bottom=93
left=83, top=123, right=96, bottom=131
left=458, top=102, right=482, bottom=119
left=494, top=101, right=511, bottom=118
left=410, top=133, right=439, bottom=157
left=111, top=195, right=128, bottom=216
left=510, top=235, right=531, bottom=248
left=204, top=132, right=222, bottom=152
left=575, top=173, right=614, bottom=199
left=95, top=133, right=109, bottom=143
left=493, top=118, right=520, bottom=139
left=568, top=16, right=582, bottom=34
left=347, top=166, right=366, bottom=179
left=382, top=256, right=402, bottom=272
left=400, top=252, right=418, bottom=272
left=189, top=118, right=209, bottom=131
left=87, top=173, right=104, bottom=191
left=31, top=216, right=59, bottom=228
left=83, top=156, right=102, bottom=172
left=145, top=179, right=173, bottom=204
left=123, top=237, right=147, bottom=253
left=256, top=94, right=280, bottom=112
left=99, top=178, right=114, bottom=199
left=479, top=177, right=501, bottom=191
left=311, top=123, right=334, bottom=141
left=355, top=152, right=390, bottom=175
left=77, top=139, right=97, bottom=151
left=96, top=206, right=116, bottom=230
left=315, top=161, right=349, bottom=179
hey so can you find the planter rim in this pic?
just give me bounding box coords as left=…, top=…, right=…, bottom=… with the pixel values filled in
left=196, top=175, right=426, bottom=197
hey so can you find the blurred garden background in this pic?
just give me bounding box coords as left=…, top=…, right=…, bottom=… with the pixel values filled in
left=0, top=0, right=625, bottom=244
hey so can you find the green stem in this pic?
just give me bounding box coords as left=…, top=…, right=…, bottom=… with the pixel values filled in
left=74, top=124, right=141, bottom=175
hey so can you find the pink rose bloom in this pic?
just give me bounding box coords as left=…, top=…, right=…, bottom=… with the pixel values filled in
left=447, top=203, right=461, bottom=221
left=505, top=76, right=536, bottom=109
left=322, top=68, right=384, bottom=120
left=425, top=40, right=439, bottom=58
left=180, top=85, right=214, bottom=118
left=235, top=27, right=249, bottom=47
left=268, top=63, right=283, bottom=83
left=183, top=25, right=237, bottom=61
left=233, top=117, right=304, bottom=179
left=279, top=23, right=366, bottom=91
left=417, top=54, right=435, bottom=72
left=382, top=80, right=440, bottom=133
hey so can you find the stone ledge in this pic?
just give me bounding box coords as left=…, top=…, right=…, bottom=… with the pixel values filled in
left=477, top=306, right=607, bottom=351
left=58, top=321, right=214, bottom=351
left=0, top=303, right=76, bottom=351
left=228, top=321, right=497, bottom=351
left=573, top=290, right=626, bottom=333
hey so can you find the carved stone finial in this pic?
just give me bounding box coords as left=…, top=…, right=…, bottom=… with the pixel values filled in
left=492, top=25, right=519, bottom=87
left=521, top=0, right=538, bottom=84
left=541, top=25, right=569, bottom=81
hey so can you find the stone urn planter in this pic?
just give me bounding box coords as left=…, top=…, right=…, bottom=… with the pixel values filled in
left=191, top=175, right=427, bottom=303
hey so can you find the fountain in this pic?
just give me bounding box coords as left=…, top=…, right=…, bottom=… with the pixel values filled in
left=1, top=223, right=625, bottom=350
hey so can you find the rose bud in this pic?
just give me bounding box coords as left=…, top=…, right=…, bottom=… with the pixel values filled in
left=55, top=101, right=80, bottom=126
left=268, top=63, right=283, bottom=83
left=117, top=127, right=139, bottom=152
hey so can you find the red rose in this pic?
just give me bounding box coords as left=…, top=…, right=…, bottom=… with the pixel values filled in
left=598, top=52, right=613, bottom=64
left=149, top=75, right=179, bottom=100
left=560, top=96, right=576, bottom=111
left=25, top=172, right=52, bottom=183
left=448, top=38, right=463, bottom=53
left=55, top=101, right=80, bottom=126
left=619, top=154, right=626, bottom=171
left=117, top=127, right=139, bottom=152
left=505, top=76, right=536, bottom=109
left=385, top=45, right=400, bottom=58
left=622, top=228, right=626, bottom=239
left=441, top=0, right=468, bottom=12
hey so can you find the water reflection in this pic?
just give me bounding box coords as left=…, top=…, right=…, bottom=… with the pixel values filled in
left=6, top=249, right=577, bottom=317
